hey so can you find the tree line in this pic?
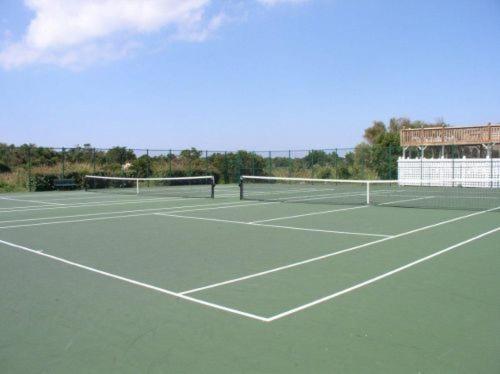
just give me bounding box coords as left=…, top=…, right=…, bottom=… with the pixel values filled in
left=0, top=117, right=447, bottom=191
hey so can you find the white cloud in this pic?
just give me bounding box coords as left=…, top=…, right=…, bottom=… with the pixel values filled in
left=0, top=0, right=309, bottom=69
left=0, top=0, right=219, bottom=69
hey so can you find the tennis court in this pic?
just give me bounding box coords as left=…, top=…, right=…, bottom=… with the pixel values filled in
left=0, top=180, right=499, bottom=373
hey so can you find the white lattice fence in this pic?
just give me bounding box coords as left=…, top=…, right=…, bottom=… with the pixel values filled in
left=398, top=158, right=500, bottom=187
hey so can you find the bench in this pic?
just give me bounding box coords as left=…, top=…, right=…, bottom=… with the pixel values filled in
left=54, top=178, right=77, bottom=190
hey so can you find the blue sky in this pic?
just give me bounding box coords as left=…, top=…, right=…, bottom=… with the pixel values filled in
left=0, top=0, right=499, bottom=150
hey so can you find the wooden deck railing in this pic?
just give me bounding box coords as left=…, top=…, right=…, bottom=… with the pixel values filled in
left=400, top=124, right=500, bottom=147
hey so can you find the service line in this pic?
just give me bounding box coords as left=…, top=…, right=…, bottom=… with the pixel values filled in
left=180, top=205, right=500, bottom=295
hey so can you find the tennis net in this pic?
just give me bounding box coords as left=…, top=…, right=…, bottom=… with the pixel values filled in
left=85, top=175, right=215, bottom=198
left=239, top=176, right=500, bottom=211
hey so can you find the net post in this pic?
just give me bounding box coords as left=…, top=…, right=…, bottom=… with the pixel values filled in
left=136, top=179, right=139, bottom=195
left=239, top=177, right=244, bottom=200
left=210, top=177, right=215, bottom=198
left=366, top=181, right=370, bottom=205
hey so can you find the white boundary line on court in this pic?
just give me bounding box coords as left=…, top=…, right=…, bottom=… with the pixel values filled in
left=249, top=205, right=368, bottom=224
left=4, top=194, right=147, bottom=203
left=377, top=196, right=435, bottom=206
left=266, top=226, right=500, bottom=321
left=0, top=200, right=249, bottom=224
left=0, top=210, right=498, bottom=323
left=246, top=189, right=395, bottom=205
left=179, top=205, right=500, bottom=295
left=0, top=201, right=278, bottom=230
left=0, top=238, right=268, bottom=322
left=0, top=185, right=231, bottom=198
left=0, top=191, right=244, bottom=212
left=154, top=213, right=392, bottom=238
left=0, top=196, right=190, bottom=212
left=0, top=196, right=67, bottom=206
left=0, top=195, right=222, bottom=213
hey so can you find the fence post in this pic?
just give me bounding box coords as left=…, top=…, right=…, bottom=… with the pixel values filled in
left=388, top=145, right=392, bottom=180
left=310, top=150, right=314, bottom=177
left=166, top=150, right=171, bottom=176
left=236, top=152, right=242, bottom=181
left=419, top=146, right=424, bottom=184
left=491, top=149, right=493, bottom=188
left=268, top=151, right=272, bottom=176
left=205, top=150, right=209, bottom=175
left=288, top=150, right=292, bottom=177
left=27, top=145, right=32, bottom=191
left=224, top=151, right=228, bottom=183
left=451, top=144, right=455, bottom=186
left=334, top=148, right=338, bottom=179
left=61, top=147, right=65, bottom=179
left=92, top=148, right=96, bottom=174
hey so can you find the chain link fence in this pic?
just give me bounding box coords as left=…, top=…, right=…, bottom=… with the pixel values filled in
left=1, top=144, right=498, bottom=192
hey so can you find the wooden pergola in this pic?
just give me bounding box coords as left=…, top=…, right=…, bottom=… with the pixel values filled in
left=400, top=123, right=499, bottom=158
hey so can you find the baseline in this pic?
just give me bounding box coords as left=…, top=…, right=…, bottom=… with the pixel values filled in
left=154, top=213, right=392, bottom=238
left=249, top=205, right=368, bottom=224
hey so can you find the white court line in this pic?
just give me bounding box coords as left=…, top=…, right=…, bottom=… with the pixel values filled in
left=253, top=189, right=396, bottom=204
left=0, top=200, right=248, bottom=224
left=0, top=196, right=66, bottom=206
left=0, top=195, right=209, bottom=213
left=248, top=195, right=436, bottom=224
left=0, top=192, right=240, bottom=206
left=179, top=205, right=500, bottom=295
left=249, top=205, right=368, bottom=224
left=266, top=226, right=500, bottom=321
left=377, top=196, right=435, bottom=206
left=0, top=238, right=267, bottom=322
left=0, top=189, right=241, bottom=212
left=0, top=201, right=277, bottom=230
left=11, top=194, right=149, bottom=203
left=0, top=213, right=162, bottom=229
left=154, top=213, right=391, bottom=238
left=0, top=191, right=91, bottom=199
left=0, top=196, right=187, bottom=212
left=255, top=223, right=391, bottom=238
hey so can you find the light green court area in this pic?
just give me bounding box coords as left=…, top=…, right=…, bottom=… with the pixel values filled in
left=0, top=186, right=499, bottom=373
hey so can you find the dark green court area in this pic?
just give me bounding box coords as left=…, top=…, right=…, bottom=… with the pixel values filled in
left=0, top=185, right=499, bottom=373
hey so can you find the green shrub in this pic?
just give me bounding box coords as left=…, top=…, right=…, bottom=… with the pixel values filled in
left=0, top=163, right=11, bottom=173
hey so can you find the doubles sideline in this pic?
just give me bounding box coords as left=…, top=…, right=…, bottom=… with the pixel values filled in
left=0, top=200, right=261, bottom=224
left=0, top=200, right=278, bottom=230
left=0, top=238, right=267, bottom=322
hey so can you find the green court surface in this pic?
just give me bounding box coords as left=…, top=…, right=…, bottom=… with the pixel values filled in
left=0, top=185, right=499, bottom=373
